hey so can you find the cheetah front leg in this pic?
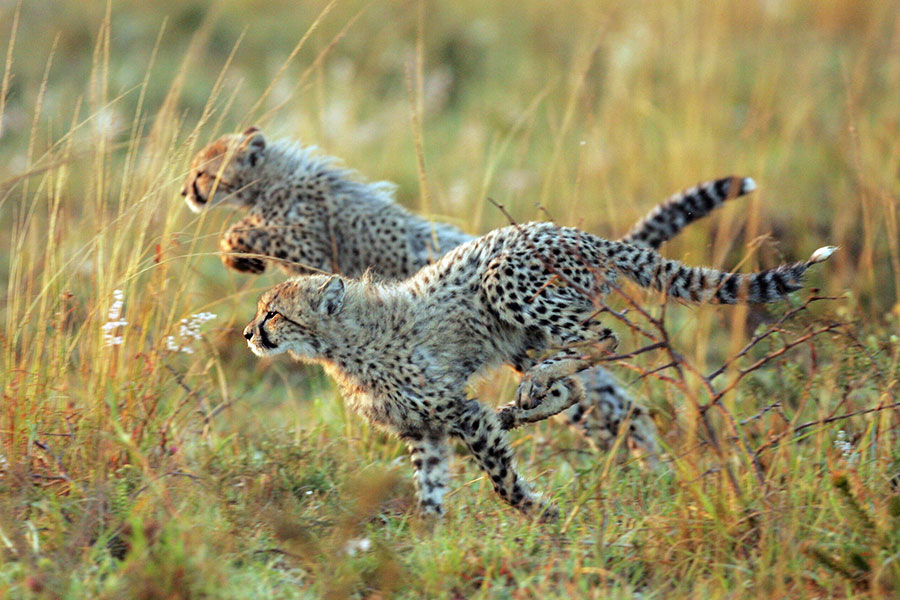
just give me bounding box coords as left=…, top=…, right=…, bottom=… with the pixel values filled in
left=498, top=358, right=589, bottom=430
left=220, top=216, right=271, bottom=274
left=404, top=433, right=450, bottom=517
left=452, top=401, right=557, bottom=521
left=499, top=326, right=618, bottom=429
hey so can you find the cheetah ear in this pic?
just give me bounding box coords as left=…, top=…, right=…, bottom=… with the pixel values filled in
left=316, top=275, right=345, bottom=316
left=238, top=126, right=266, bottom=168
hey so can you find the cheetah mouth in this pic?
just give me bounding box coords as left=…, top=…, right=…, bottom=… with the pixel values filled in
left=247, top=336, right=278, bottom=357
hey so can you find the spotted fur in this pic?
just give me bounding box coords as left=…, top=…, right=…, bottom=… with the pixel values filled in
left=181, top=126, right=470, bottom=277
left=182, top=129, right=755, bottom=467
left=243, top=222, right=834, bottom=517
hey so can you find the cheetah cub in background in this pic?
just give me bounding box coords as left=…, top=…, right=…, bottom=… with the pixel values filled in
left=183, top=126, right=758, bottom=467
left=244, top=220, right=836, bottom=518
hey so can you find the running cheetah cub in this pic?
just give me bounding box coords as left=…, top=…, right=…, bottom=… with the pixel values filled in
left=243, top=221, right=836, bottom=518
left=183, top=127, right=757, bottom=466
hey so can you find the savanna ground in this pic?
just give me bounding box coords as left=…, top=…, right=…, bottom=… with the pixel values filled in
left=1, top=1, right=899, bottom=597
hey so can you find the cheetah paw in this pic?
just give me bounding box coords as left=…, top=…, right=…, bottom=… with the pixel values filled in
left=521, top=497, right=559, bottom=522
left=223, top=254, right=267, bottom=274
left=514, top=373, right=549, bottom=410
left=538, top=503, right=560, bottom=523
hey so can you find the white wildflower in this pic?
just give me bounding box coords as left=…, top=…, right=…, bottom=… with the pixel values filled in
left=833, top=430, right=859, bottom=465
left=343, top=537, right=372, bottom=557
left=102, top=289, right=128, bottom=346
left=166, top=335, right=192, bottom=354
left=166, top=311, right=217, bottom=354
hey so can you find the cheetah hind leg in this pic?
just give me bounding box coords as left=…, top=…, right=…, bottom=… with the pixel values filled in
left=564, top=368, right=661, bottom=469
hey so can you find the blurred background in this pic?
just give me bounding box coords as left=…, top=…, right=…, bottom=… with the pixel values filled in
left=1, top=1, right=898, bottom=597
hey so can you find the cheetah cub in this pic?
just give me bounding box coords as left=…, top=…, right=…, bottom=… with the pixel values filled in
left=183, top=127, right=757, bottom=467
left=243, top=221, right=836, bottom=518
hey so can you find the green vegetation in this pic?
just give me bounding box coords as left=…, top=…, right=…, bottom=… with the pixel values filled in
left=1, top=1, right=898, bottom=597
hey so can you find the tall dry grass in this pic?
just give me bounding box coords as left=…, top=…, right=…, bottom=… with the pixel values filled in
left=1, top=1, right=898, bottom=597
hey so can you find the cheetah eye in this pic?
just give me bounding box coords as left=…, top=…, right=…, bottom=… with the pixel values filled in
left=265, top=311, right=277, bottom=320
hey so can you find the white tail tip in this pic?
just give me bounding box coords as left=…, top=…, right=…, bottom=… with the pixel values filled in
left=808, top=246, right=839, bottom=264
left=741, top=177, right=757, bottom=193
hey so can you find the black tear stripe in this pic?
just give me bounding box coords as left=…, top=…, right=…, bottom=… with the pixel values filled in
left=192, top=179, right=206, bottom=204
left=259, top=325, right=277, bottom=349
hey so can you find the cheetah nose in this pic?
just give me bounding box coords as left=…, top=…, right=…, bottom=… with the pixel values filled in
left=243, top=325, right=254, bottom=340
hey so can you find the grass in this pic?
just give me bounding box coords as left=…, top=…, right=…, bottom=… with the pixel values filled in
left=1, top=0, right=899, bottom=597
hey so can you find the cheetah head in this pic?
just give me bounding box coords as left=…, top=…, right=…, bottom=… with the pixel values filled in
left=181, top=126, right=267, bottom=213
left=243, top=275, right=346, bottom=359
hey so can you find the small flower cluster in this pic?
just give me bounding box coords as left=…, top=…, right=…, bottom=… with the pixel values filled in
left=166, top=312, right=217, bottom=354
left=342, top=537, right=372, bottom=557
left=102, top=289, right=127, bottom=346
left=833, top=430, right=858, bottom=465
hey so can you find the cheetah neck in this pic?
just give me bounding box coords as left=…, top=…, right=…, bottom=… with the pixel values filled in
left=317, top=282, right=418, bottom=360
left=307, top=286, right=419, bottom=400
left=255, top=140, right=398, bottom=209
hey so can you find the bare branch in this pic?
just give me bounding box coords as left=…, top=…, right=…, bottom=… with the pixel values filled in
left=715, top=323, right=843, bottom=399
left=756, top=401, right=900, bottom=455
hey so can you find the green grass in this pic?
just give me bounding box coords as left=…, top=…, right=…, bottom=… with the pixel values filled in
left=1, top=1, right=899, bottom=597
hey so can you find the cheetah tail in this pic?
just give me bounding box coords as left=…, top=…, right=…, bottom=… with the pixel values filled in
left=619, top=176, right=756, bottom=250
left=606, top=241, right=838, bottom=304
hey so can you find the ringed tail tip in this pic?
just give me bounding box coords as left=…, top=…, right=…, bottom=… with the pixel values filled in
left=740, top=177, right=757, bottom=194
left=807, top=246, right=839, bottom=265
